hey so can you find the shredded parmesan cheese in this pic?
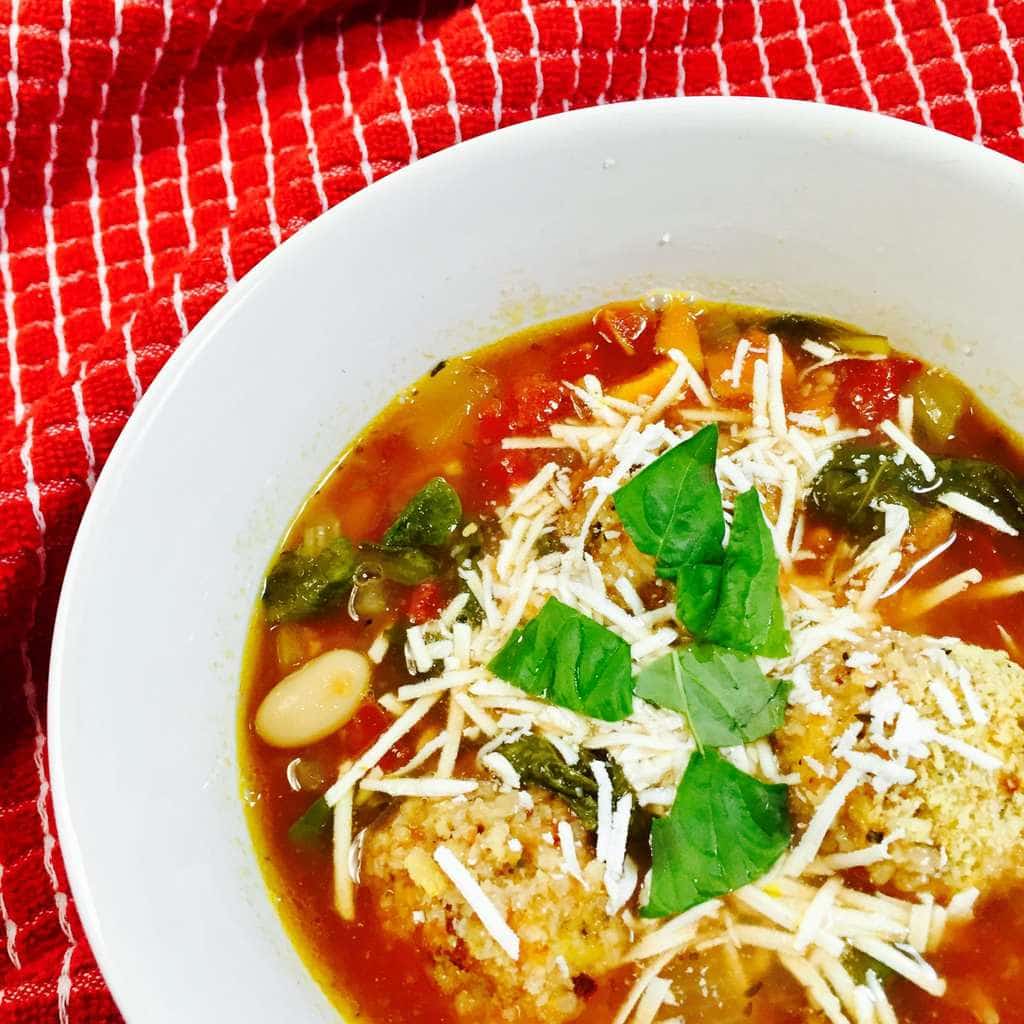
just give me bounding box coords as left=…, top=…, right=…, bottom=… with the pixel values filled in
left=938, top=491, right=1019, bottom=536
left=433, top=845, right=521, bottom=960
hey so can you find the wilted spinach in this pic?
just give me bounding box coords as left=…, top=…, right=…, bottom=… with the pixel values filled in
left=808, top=443, right=1024, bottom=539
left=497, top=734, right=644, bottom=837
left=263, top=538, right=359, bottom=625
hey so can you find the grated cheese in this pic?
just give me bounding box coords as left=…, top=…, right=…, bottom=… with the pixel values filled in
left=325, top=695, right=440, bottom=806
left=557, top=820, right=587, bottom=886
left=433, top=845, right=521, bottom=960
left=879, top=419, right=936, bottom=480
left=631, top=975, right=672, bottom=1024
left=593, top=761, right=614, bottom=863
left=907, top=568, right=982, bottom=616
left=481, top=751, right=521, bottom=789
left=359, top=777, right=478, bottom=798
left=367, top=631, right=390, bottom=664
left=946, top=887, right=979, bottom=921
left=938, top=491, right=1019, bottom=536
left=785, top=769, right=862, bottom=877
left=332, top=781, right=355, bottom=920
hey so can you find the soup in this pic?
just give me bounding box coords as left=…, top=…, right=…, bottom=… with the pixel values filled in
left=240, top=294, right=1024, bottom=1024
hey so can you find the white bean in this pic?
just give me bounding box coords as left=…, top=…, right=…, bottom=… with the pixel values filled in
left=255, top=649, right=371, bottom=748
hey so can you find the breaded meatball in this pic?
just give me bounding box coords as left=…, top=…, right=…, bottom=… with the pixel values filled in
left=360, top=784, right=631, bottom=1024
left=774, top=630, right=1024, bottom=898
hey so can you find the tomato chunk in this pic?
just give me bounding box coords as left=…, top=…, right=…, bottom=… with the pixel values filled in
left=339, top=703, right=411, bottom=771
left=406, top=579, right=447, bottom=624
left=834, top=357, right=921, bottom=427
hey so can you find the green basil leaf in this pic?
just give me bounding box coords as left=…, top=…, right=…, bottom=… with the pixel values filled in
left=642, top=749, right=790, bottom=918
left=488, top=597, right=633, bottom=721
left=635, top=645, right=791, bottom=748
left=674, top=562, right=724, bottom=638
left=263, top=537, right=358, bottom=624
left=612, top=424, right=724, bottom=579
left=382, top=477, right=462, bottom=549
left=702, top=489, right=790, bottom=657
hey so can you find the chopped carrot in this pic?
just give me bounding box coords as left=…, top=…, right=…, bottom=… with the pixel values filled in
left=608, top=359, right=676, bottom=404
left=706, top=330, right=796, bottom=405
left=653, top=299, right=704, bottom=373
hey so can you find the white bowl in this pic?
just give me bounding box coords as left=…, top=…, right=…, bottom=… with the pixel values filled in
left=50, top=97, right=1024, bottom=1022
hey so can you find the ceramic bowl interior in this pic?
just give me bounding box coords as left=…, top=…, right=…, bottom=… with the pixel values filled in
left=50, top=97, right=1024, bottom=1022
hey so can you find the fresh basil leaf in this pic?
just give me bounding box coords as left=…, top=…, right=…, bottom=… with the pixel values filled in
left=675, top=562, right=724, bottom=638
left=808, top=444, right=1024, bottom=540
left=488, top=597, right=633, bottom=721
left=497, top=734, right=644, bottom=836
left=382, top=477, right=462, bottom=549
left=702, top=489, right=789, bottom=657
left=642, top=749, right=790, bottom=918
left=635, top=644, right=791, bottom=748
left=612, top=424, right=724, bottom=579
left=263, top=537, right=359, bottom=624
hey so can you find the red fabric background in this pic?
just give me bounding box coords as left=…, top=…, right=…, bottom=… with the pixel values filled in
left=0, top=0, right=1021, bottom=1018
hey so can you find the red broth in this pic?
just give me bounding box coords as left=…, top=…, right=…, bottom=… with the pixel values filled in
left=240, top=297, right=1024, bottom=1023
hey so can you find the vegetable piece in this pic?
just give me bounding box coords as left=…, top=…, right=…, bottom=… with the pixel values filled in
left=593, top=303, right=649, bottom=355
left=695, top=305, right=742, bottom=350
left=808, top=444, right=1024, bottom=540
left=654, top=299, right=704, bottom=372
left=498, top=734, right=645, bottom=837
left=833, top=358, right=920, bottom=427
left=842, top=949, right=894, bottom=986
left=702, top=489, right=790, bottom=657
left=643, top=749, right=790, bottom=918
left=263, top=537, right=359, bottom=624
left=635, top=644, right=791, bottom=748
left=382, top=477, right=462, bottom=549
left=488, top=597, right=633, bottom=721
left=287, top=795, right=332, bottom=847
left=911, top=368, right=967, bottom=445
left=762, top=312, right=891, bottom=355
left=358, top=545, right=438, bottom=585
left=255, top=649, right=371, bottom=748
left=608, top=359, right=676, bottom=404
left=612, top=424, right=724, bottom=580
left=406, top=579, right=447, bottom=624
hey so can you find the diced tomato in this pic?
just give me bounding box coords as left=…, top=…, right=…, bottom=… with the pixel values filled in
left=834, top=357, right=921, bottom=427
left=593, top=304, right=649, bottom=355
left=559, top=340, right=601, bottom=380
left=474, top=395, right=510, bottom=444
left=508, top=375, right=570, bottom=431
left=406, top=580, right=447, bottom=624
left=339, top=703, right=411, bottom=772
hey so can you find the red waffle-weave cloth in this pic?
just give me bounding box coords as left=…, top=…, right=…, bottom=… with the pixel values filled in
left=0, top=0, right=1022, bottom=1019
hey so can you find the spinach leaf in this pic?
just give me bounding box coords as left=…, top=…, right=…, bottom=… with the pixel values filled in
left=702, top=489, right=789, bottom=657
left=357, top=545, right=438, bottom=585
left=382, top=477, right=462, bottom=549
left=635, top=644, right=791, bottom=748
left=287, top=795, right=332, bottom=847
left=497, top=734, right=642, bottom=835
left=612, top=424, right=724, bottom=579
left=808, top=444, right=1024, bottom=539
left=936, top=457, right=1024, bottom=534
left=643, top=749, right=790, bottom=918
left=488, top=597, right=633, bottom=721
left=263, top=537, right=359, bottom=624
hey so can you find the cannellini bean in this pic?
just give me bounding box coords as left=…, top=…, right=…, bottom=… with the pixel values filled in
left=255, top=649, right=370, bottom=748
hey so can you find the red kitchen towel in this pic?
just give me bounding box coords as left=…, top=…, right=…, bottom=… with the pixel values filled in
left=0, top=0, right=1022, bottom=1019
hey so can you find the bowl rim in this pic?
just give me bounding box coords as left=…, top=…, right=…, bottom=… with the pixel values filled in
left=47, top=95, right=1024, bottom=1020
